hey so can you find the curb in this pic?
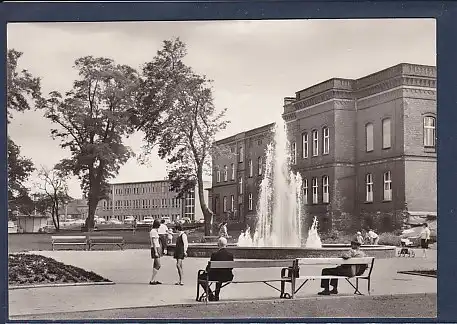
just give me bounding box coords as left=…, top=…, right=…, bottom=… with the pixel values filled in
left=9, top=281, right=115, bottom=290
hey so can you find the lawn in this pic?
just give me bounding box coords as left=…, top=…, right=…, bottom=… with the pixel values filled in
left=9, top=253, right=111, bottom=286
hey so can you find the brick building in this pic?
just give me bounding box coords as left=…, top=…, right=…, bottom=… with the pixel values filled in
left=212, top=63, right=436, bottom=233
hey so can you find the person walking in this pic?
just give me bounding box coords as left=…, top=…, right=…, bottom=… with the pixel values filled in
left=158, top=219, right=169, bottom=255
left=174, top=224, right=188, bottom=285
left=132, top=216, right=137, bottom=235
left=420, top=223, right=431, bottom=258
left=149, top=219, right=162, bottom=285
left=198, top=237, right=234, bottom=301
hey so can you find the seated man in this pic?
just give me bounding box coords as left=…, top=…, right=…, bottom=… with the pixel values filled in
left=198, top=237, right=234, bottom=301
left=318, top=239, right=367, bottom=295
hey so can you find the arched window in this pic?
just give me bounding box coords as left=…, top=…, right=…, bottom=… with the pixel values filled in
left=322, top=127, right=330, bottom=155
left=223, top=165, right=228, bottom=181
left=312, top=130, right=319, bottom=156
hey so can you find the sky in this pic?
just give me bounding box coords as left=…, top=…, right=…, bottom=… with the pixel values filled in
left=7, top=19, right=436, bottom=198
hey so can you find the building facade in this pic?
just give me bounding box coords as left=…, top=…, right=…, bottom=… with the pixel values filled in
left=97, top=180, right=210, bottom=222
left=212, top=63, right=437, bottom=233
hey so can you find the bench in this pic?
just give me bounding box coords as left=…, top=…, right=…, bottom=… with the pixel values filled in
left=285, top=257, right=375, bottom=296
left=51, top=236, right=88, bottom=251
left=196, top=259, right=296, bottom=303
left=88, top=236, right=125, bottom=250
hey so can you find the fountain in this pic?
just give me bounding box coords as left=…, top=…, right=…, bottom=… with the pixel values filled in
left=169, top=112, right=396, bottom=259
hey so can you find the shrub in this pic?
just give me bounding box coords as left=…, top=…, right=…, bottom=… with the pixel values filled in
left=320, top=230, right=353, bottom=244
left=378, top=232, right=401, bottom=246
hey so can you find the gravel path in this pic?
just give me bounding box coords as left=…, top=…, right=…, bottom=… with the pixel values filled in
left=10, top=293, right=436, bottom=320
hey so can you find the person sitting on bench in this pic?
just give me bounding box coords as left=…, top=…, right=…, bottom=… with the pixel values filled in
left=198, top=237, right=234, bottom=301
left=318, top=239, right=367, bottom=295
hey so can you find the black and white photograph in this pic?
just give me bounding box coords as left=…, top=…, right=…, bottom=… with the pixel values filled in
left=7, top=18, right=437, bottom=320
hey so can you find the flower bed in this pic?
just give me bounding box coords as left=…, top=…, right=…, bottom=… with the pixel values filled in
left=9, top=253, right=111, bottom=286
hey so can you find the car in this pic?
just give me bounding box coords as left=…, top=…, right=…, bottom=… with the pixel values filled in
left=142, top=217, right=154, bottom=225
left=197, top=218, right=205, bottom=224
left=161, top=217, right=171, bottom=224
left=124, top=216, right=135, bottom=224
left=94, top=217, right=106, bottom=224
left=107, top=218, right=122, bottom=225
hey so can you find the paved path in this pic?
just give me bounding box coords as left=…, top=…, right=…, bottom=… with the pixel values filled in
left=9, top=248, right=436, bottom=318
left=11, top=293, right=437, bottom=320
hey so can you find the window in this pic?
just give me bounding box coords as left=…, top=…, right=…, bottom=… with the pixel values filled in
left=290, top=142, right=297, bottom=164
left=322, top=175, right=329, bottom=203
left=239, top=176, right=243, bottom=194
left=239, top=146, right=244, bottom=162
left=231, top=195, right=235, bottom=212
left=258, top=157, right=263, bottom=175
left=231, top=163, right=235, bottom=180
left=366, top=173, right=373, bottom=202
left=248, top=193, right=253, bottom=211
left=303, top=178, right=308, bottom=205
left=223, top=196, right=227, bottom=212
left=312, top=177, right=318, bottom=204
left=302, top=133, right=309, bottom=158
left=366, top=123, right=374, bottom=152
left=312, top=130, right=319, bottom=156
left=323, top=127, right=330, bottom=155
left=382, top=118, right=391, bottom=149
left=424, top=116, right=436, bottom=148
left=248, top=159, right=253, bottom=177
left=216, top=169, right=221, bottom=183
left=383, top=171, right=392, bottom=201
left=223, top=165, right=228, bottom=181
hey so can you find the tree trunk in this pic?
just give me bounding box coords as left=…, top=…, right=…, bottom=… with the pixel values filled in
left=196, top=164, right=212, bottom=236
left=51, top=204, right=59, bottom=232
left=87, top=191, right=98, bottom=231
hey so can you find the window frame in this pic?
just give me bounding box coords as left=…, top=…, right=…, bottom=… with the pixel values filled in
left=223, top=165, right=228, bottom=182
left=423, top=115, right=436, bottom=148
left=322, top=175, right=329, bottom=203
left=383, top=171, right=392, bottom=201
left=322, top=127, right=330, bottom=155
left=365, top=173, right=373, bottom=202
left=366, top=123, right=374, bottom=152
left=312, top=130, right=319, bottom=157
left=303, top=178, right=308, bottom=205
left=312, top=177, right=318, bottom=204
left=248, top=193, right=253, bottom=211
left=302, top=133, right=309, bottom=158
left=382, top=118, right=392, bottom=149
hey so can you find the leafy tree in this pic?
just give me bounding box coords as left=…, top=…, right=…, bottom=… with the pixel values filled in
left=36, top=167, right=72, bottom=231
left=132, top=38, right=230, bottom=235
left=7, top=49, right=41, bottom=218
left=7, top=49, right=42, bottom=119
left=38, top=56, right=139, bottom=230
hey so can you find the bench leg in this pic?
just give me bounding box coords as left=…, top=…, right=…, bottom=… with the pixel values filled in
left=368, top=278, right=371, bottom=295
left=345, top=278, right=363, bottom=295
left=52, top=243, right=55, bottom=251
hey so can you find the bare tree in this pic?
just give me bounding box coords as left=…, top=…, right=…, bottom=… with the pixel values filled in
left=37, top=166, right=71, bottom=231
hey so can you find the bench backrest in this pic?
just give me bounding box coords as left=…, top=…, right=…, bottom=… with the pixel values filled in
left=88, top=236, right=124, bottom=241
left=52, top=236, right=86, bottom=240
left=208, top=259, right=296, bottom=269
left=298, top=257, right=375, bottom=277
left=297, top=257, right=374, bottom=266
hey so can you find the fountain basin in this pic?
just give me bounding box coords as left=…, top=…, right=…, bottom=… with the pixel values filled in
left=168, top=243, right=396, bottom=259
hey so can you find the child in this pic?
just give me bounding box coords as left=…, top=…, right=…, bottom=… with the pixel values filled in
left=167, top=228, right=174, bottom=245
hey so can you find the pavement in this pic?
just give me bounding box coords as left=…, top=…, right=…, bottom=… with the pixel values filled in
left=8, top=248, right=437, bottom=320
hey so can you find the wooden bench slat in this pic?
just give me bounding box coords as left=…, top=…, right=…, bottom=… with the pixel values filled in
left=52, top=236, right=86, bottom=240
left=209, top=260, right=295, bottom=269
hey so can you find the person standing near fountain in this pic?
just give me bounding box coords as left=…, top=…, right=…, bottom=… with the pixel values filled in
left=149, top=220, right=162, bottom=285
left=355, top=231, right=365, bottom=245
left=173, top=224, right=188, bottom=285
left=318, top=240, right=367, bottom=295
left=366, top=228, right=379, bottom=245
left=218, top=221, right=229, bottom=238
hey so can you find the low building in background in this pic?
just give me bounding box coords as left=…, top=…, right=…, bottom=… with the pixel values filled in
left=97, top=179, right=210, bottom=222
